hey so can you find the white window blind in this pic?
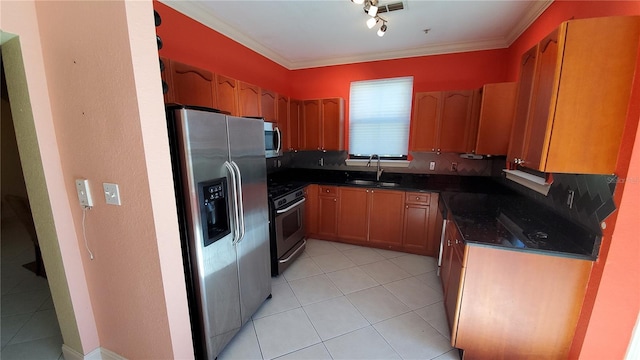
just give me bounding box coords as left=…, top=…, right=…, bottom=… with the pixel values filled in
left=349, top=76, right=413, bottom=157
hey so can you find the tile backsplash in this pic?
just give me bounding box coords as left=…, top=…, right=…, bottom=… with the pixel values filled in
left=270, top=150, right=496, bottom=176
left=496, top=169, right=617, bottom=234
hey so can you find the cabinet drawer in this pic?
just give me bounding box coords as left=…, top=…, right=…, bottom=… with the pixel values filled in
left=405, top=192, right=430, bottom=205
left=319, top=186, right=338, bottom=196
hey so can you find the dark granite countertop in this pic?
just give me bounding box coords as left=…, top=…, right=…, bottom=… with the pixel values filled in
left=267, top=168, right=600, bottom=260
left=441, top=192, right=600, bottom=260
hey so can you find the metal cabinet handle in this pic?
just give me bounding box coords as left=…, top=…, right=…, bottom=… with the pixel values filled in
left=274, top=127, right=282, bottom=153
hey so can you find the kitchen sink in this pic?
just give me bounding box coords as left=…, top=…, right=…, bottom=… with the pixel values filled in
left=346, top=179, right=401, bottom=188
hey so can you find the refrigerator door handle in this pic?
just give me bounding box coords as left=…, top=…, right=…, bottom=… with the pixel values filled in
left=224, top=161, right=241, bottom=244
left=231, top=161, right=246, bottom=243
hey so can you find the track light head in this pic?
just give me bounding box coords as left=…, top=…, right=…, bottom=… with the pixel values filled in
left=377, top=23, right=387, bottom=37
left=368, top=4, right=378, bottom=17
left=352, top=0, right=365, bottom=4
left=366, top=17, right=378, bottom=29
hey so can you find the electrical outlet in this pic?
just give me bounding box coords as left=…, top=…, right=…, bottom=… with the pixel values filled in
left=429, top=161, right=436, bottom=171
left=318, top=158, right=324, bottom=167
left=567, top=190, right=575, bottom=209
left=450, top=162, right=458, bottom=172
left=103, top=183, right=122, bottom=206
left=75, top=179, right=94, bottom=208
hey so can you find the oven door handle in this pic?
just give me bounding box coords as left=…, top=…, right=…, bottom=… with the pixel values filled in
left=278, top=238, right=307, bottom=264
left=224, top=161, right=240, bottom=244
left=276, top=198, right=306, bottom=214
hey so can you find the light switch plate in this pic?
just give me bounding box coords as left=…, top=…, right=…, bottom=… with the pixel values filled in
left=103, top=183, right=121, bottom=206
left=429, top=161, right=436, bottom=171
left=75, top=179, right=94, bottom=208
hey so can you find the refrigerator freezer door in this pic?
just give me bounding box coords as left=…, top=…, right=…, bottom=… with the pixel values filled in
left=173, top=108, right=242, bottom=358
left=227, top=116, right=272, bottom=324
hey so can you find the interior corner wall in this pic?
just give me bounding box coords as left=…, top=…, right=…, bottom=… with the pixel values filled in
left=32, top=0, right=182, bottom=358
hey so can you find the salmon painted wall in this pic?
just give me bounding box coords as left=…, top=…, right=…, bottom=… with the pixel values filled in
left=1, top=0, right=100, bottom=355
left=31, top=1, right=190, bottom=358
left=506, top=0, right=640, bottom=80
left=154, top=1, right=291, bottom=96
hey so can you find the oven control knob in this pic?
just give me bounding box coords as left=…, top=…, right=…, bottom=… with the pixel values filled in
left=278, top=199, right=286, bottom=206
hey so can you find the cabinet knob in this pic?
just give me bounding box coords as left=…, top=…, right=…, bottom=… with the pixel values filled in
left=406, top=206, right=409, bottom=209
left=326, top=189, right=329, bottom=193
left=366, top=190, right=369, bottom=193
left=334, top=198, right=337, bottom=202
left=447, top=239, right=451, bottom=246
left=416, top=197, right=420, bottom=200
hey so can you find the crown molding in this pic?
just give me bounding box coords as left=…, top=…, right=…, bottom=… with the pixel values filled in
left=505, top=0, right=554, bottom=46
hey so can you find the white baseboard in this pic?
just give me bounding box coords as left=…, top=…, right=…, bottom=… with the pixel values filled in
left=62, top=344, right=127, bottom=360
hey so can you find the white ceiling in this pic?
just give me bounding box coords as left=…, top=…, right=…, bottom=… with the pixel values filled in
left=160, top=0, right=553, bottom=70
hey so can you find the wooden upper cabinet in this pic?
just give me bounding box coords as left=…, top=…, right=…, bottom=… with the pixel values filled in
left=302, top=100, right=321, bottom=150
left=337, top=187, right=369, bottom=242
left=368, top=189, right=405, bottom=247
left=439, top=90, right=476, bottom=153
left=159, top=57, right=175, bottom=104
left=410, top=90, right=477, bottom=153
left=523, top=28, right=560, bottom=170
left=215, top=74, right=239, bottom=116
left=512, top=16, right=640, bottom=174
left=411, top=92, right=441, bottom=152
left=166, top=59, right=215, bottom=108
left=321, top=98, right=344, bottom=151
left=238, top=81, right=261, bottom=117
left=507, top=46, right=537, bottom=166
left=276, top=94, right=289, bottom=150
left=288, top=99, right=301, bottom=151
left=261, top=89, right=277, bottom=123
left=474, top=82, right=517, bottom=155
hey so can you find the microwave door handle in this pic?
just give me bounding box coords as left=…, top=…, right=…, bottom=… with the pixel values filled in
left=275, top=127, right=282, bottom=153
left=231, top=161, right=246, bottom=243
left=224, top=161, right=240, bottom=244
left=275, top=198, right=306, bottom=214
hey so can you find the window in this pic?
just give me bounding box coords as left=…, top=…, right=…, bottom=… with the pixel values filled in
left=349, top=76, right=413, bottom=158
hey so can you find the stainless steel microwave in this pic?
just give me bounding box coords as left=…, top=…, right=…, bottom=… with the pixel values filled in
left=264, top=122, right=282, bottom=158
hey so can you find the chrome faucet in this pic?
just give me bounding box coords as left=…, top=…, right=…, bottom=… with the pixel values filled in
left=367, top=154, right=384, bottom=181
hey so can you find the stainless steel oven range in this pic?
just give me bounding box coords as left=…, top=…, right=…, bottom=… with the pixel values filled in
left=268, top=183, right=306, bottom=275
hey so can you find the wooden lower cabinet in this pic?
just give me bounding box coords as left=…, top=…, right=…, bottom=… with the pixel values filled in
left=368, top=189, right=404, bottom=247
left=304, top=184, right=319, bottom=237
left=440, top=222, right=592, bottom=359
left=337, top=187, right=369, bottom=242
left=317, top=186, right=338, bottom=239
left=307, top=185, right=437, bottom=255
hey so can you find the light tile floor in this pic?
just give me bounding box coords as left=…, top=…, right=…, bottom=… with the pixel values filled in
left=219, top=238, right=460, bottom=360
left=1, top=216, right=63, bottom=360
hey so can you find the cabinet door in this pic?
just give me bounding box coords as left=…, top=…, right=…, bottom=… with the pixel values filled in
left=403, top=204, right=430, bottom=254
left=475, top=82, right=517, bottom=155
left=302, top=100, right=321, bottom=150
left=288, top=99, right=301, bottom=151
left=277, top=95, right=289, bottom=151
left=440, top=221, right=454, bottom=293
left=238, top=81, right=261, bottom=117
left=318, top=195, right=338, bottom=238
left=507, top=46, right=537, bottom=167
left=215, top=74, right=239, bottom=116
left=304, top=184, right=319, bottom=237
left=321, top=98, right=344, bottom=151
left=523, top=28, right=561, bottom=170
left=410, top=92, right=441, bottom=152
left=337, top=187, right=369, bottom=242
left=445, top=243, right=464, bottom=343
left=169, top=59, right=215, bottom=108
left=261, top=89, right=277, bottom=123
left=159, top=57, right=175, bottom=104
left=368, top=190, right=404, bottom=247
left=439, top=90, right=475, bottom=153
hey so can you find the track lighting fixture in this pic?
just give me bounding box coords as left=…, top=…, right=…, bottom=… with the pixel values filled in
left=352, top=0, right=388, bottom=37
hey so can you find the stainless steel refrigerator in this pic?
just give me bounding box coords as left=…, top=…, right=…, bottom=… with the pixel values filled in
left=166, top=105, right=271, bottom=359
